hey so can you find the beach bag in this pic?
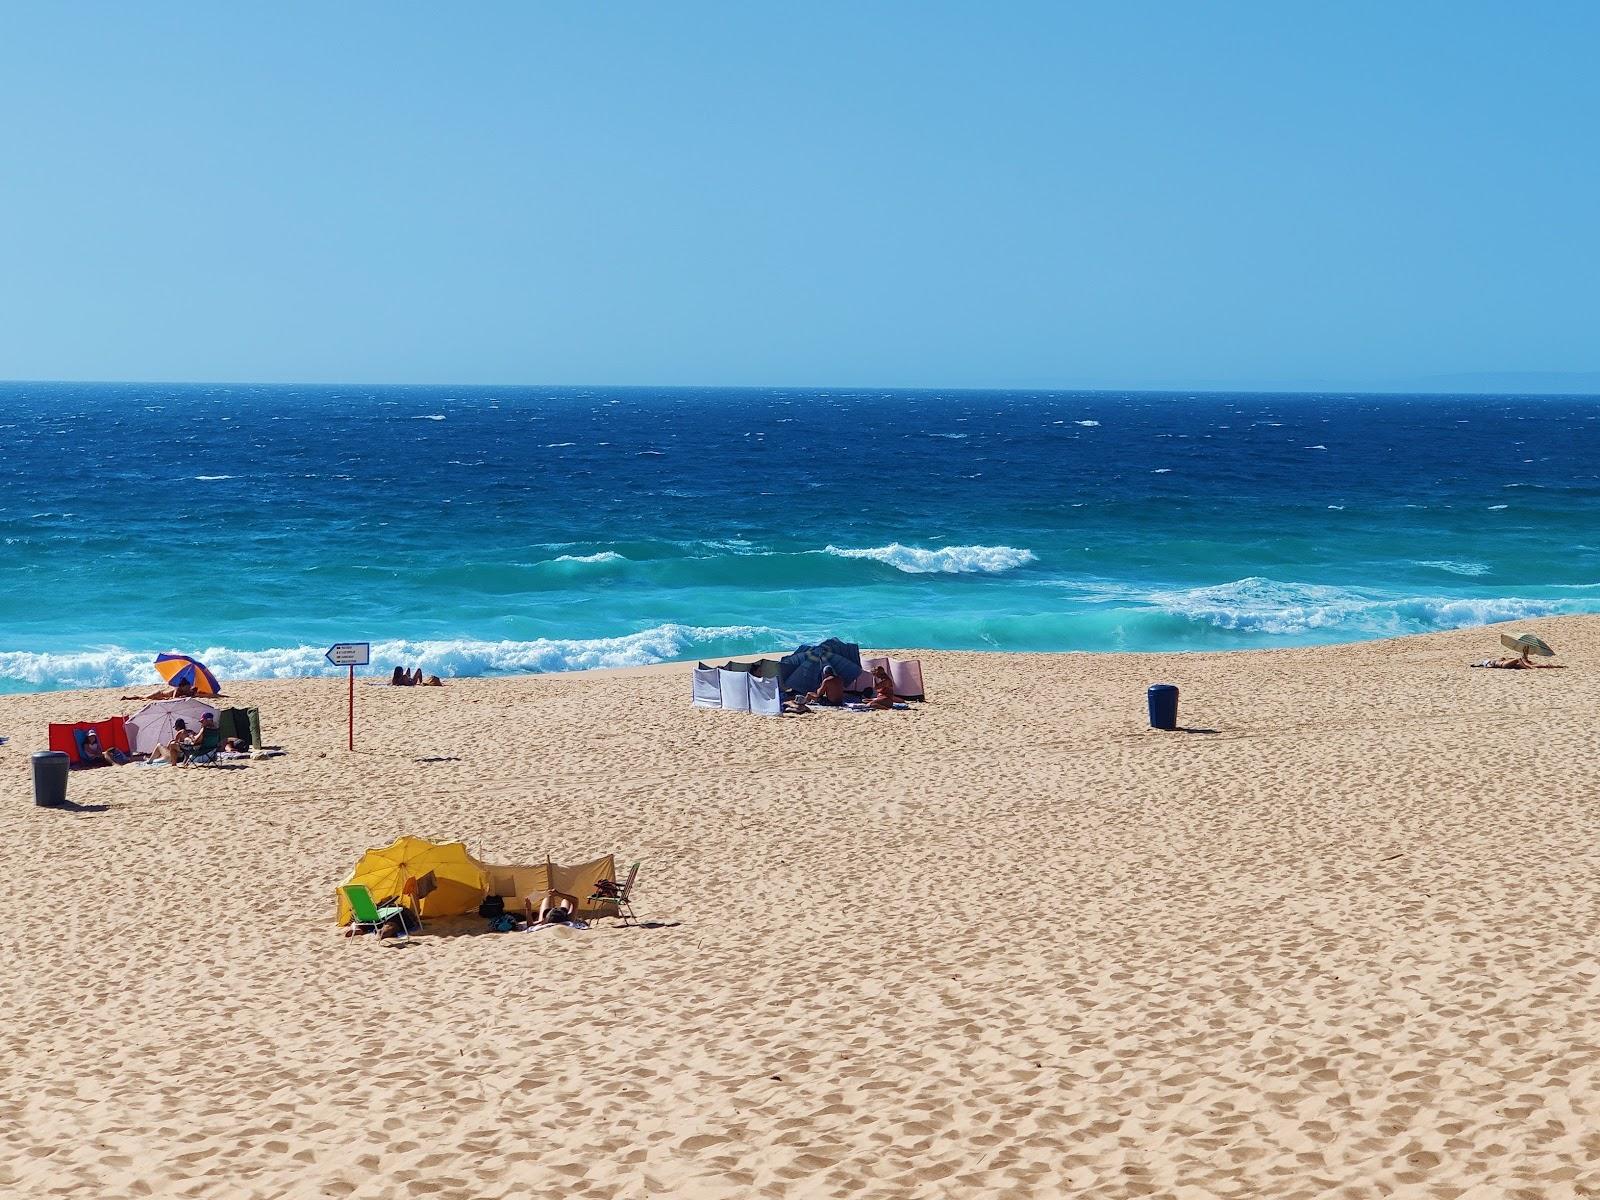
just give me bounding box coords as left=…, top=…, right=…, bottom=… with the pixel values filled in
left=489, top=914, right=518, bottom=933
left=478, top=895, right=506, bottom=919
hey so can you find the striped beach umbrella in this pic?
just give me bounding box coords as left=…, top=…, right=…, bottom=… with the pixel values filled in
left=154, top=653, right=222, bottom=696
left=1500, top=632, right=1555, bottom=659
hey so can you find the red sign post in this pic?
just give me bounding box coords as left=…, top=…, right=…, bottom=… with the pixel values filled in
left=325, top=643, right=371, bottom=751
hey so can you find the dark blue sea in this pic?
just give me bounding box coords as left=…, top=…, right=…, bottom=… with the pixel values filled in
left=2, top=383, right=1596, bottom=693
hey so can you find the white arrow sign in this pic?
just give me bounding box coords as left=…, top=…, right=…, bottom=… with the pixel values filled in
left=326, top=642, right=371, bottom=667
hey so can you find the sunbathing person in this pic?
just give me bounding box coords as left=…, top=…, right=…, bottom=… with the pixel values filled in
left=1472, top=655, right=1565, bottom=669
left=524, top=888, right=588, bottom=928
left=122, top=681, right=201, bottom=701
left=390, top=666, right=412, bottom=686
left=805, top=668, right=846, bottom=707
left=865, top=666, right=897, bottom=710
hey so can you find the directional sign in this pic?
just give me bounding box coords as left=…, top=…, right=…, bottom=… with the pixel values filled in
left=326, top=642, right=371, bottom=667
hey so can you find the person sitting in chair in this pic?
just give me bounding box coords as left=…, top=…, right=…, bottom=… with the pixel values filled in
left=151, top=718, right=198, bottom=764
left=78, top=730, right=133, bottom=767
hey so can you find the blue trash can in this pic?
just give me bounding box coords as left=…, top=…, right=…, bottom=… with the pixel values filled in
left=32, top=750, right=70, bottom=807
left=1147, top=684, right=1179, bottom=730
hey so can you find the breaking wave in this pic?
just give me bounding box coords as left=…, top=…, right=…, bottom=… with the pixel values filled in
left=1133, top=577, right=1572, bottom=637
left=0, top=624, right=800, bottom=692
left=822, top=543, right=1037, bottom=574
left=1414, top=560, right=1491, bottom=577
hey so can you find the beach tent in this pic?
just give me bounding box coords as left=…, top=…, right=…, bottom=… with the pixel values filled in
left=692, top=663, right=782, bottom=716
left=48, top=716, right=131, bottom=765
left=335, top=837, right=487, bottom=925
left=125, top=698, right=221, bottom=755
left=778, top=639, right=863, bottom=696
left=855, top=656, right=926, bottom=700
left=479, top=854, right=618, bottom=921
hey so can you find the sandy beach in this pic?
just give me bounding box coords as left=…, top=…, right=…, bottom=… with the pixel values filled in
left=2, top=615, right=1598, bottom=1199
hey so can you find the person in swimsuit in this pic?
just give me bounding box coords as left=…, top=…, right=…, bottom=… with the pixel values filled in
left=866, top=666, right=897, bottom=710
left=524, top=888, right=587, bottom=928
left=151, top=718, right=199, bottom=765
left=805, top=668, right=845, bottom=707
left=1472, top=655, right=1564, bottom=669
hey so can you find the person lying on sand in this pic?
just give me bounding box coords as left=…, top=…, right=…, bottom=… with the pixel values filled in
left=390, top=666, right=414, bottom=686
left=1472, top=655, right=1565, bottom=669
left=122, top=681, right=204, bottom=701
left=523, top=889, right=588, bottom=929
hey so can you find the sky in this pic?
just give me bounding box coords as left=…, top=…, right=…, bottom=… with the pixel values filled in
left=1, top=2, right=1596, bottom=391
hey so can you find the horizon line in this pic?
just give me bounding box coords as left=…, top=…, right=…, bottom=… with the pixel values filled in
left=3, top=376, right=1599, bottom=399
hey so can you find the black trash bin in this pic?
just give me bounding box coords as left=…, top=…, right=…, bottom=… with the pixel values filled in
left=1146, top=684, right=1179, bottom=731
left=32, top=750, right=70, bottom=807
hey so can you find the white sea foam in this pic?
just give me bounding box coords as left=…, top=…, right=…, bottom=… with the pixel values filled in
left=550, top=551, right=627, bottom=564
left=544, top=442, right=576, bottom=448
left=1488, top=504, right=1508, bottom=510
left=0, top=624, right=798, bottom=691
left=822, top=543, right=1037, bottom=574
left=194, top=475, right=234, bottom=481
left=1414, top=560, right=1491, bottom=576
left=412, top=414, right=446, bottom=420
left=1138, top=577, right=1568, bottom=636
left=1075, top=420, right=1100, bottom=427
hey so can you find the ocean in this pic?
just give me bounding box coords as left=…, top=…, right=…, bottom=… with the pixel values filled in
left=1, top=383, right=1596, bottom=693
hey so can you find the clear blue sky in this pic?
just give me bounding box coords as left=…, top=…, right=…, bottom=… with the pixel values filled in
left=2, top=3, right=1596, bottom=390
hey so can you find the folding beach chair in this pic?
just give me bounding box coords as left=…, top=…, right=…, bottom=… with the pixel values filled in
left=590, top=862, right=641, bottom=926
left=181, top=725, right=225, bottom=766
left=340, top=884, right=410, bottom=941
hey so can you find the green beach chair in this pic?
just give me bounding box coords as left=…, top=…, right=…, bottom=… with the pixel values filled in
left=340, top=884, right=410, bottom=941
left=589, top=861, right=641, bottom=926
left=182, top=724, right=224, bottom=765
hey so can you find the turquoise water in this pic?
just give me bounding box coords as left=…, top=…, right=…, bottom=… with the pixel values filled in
left=2, top=383, right=1596, bottom=692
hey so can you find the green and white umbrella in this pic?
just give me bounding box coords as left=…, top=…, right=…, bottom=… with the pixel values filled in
left=1500, top=632, right=1555, bottom=658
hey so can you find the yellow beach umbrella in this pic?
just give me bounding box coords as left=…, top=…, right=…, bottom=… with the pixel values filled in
left=336, top=836, right=487, bottom=924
